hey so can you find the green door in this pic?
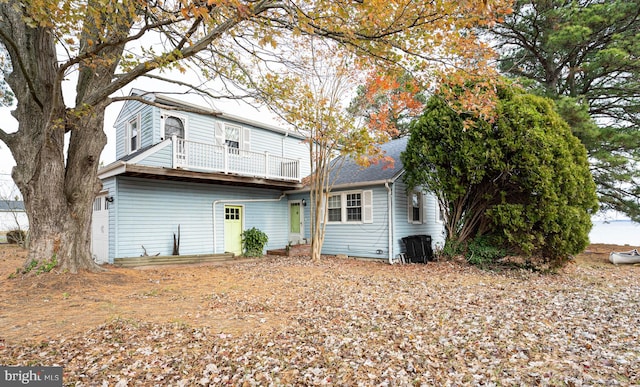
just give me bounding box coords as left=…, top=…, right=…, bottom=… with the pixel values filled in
left=289, top=201, right=303, bottom=244
left=224, top=205, right=243, bottom=255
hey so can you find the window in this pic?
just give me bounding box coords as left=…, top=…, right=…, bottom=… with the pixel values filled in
left=346, top=193, right=362, bottom=221
left=225, top=124, right=240, bottom=154
left=409, top=191, right=423, bottom=224
left=93, top=196, right=110, bottom=211
left=225, top=207, right=240, bottom=220
left=326, top=190, right=372, bottom=224
left=328, top=195, right=342, bottom=222
left=93, top=197, right=102, bottom=211
left=127, top=115, right=141, bottom=154
left=164, top=116, right=185, bottom=139
left=214, top=122, right=251, bottom=154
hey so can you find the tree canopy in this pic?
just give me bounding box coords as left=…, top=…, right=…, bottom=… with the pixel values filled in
left=0, top=0, right=511, bottom=272
left=489, top=0, right=640, bottom=220
left=402, top=85, right=598, bottom=266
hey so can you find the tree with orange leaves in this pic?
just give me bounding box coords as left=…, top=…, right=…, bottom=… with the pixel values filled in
left=348, top=72, right=426, bottom=139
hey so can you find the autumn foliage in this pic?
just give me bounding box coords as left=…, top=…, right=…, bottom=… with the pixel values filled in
left=0, top=0, right=511, bottom=271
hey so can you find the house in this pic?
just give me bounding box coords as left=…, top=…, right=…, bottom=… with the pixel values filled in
left=93, top=90, right=445, bottom=264
left=288, top=136, right=446, bottom=262
left=0, top=200, right=28, bottom=232
left=94, top=89, right=309, bottom=263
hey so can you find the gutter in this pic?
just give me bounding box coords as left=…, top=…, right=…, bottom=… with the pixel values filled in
left=97, top=161, right=126, bottom=179
left=285, top=179, right=395, bottom=194
left=212, top=193, right=286, bottom=254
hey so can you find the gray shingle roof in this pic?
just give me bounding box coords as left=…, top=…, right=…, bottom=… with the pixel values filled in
left=330, top=136, right=408, bottom=186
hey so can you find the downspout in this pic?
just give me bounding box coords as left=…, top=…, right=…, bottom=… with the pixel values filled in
left=386, top=181, right=393, bottom=263
left=212, top=193, right=286, bottom=254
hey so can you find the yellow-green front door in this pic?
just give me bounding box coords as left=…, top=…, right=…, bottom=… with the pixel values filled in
left=289, top=201, right=303, bottom=244
left=224, top=205, right=243, bottom=255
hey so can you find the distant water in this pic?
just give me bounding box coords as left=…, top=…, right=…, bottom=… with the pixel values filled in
left=589, top=220, right=640, bottom=246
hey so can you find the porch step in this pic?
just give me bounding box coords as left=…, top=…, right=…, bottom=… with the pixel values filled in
left=266, top=244, right=311, bottom=257
left=266, top=248, right=288, bottom=256
left=113, top=253, right=235, bottom=268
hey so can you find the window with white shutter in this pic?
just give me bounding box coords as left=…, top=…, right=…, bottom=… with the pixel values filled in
left=326, top=190, right=373, bottom=224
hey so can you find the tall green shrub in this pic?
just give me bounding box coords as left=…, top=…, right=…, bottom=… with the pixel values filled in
left=402, top=84, right=598, bottom=267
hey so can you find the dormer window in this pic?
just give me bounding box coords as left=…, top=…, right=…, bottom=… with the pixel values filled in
left=126, top=114, right=141, bottom=154
left=163, top=115, right=185, bottom=140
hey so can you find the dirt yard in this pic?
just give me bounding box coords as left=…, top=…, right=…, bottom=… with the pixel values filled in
left=0, top=243, right=639, bottom=385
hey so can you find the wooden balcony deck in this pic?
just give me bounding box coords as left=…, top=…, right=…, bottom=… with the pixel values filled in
left=174, top=138, right=301, bottom=182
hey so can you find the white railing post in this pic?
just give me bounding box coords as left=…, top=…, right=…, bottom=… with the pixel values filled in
left=172, top=135, right=177, bottom=167
left=223, top=143, right=228, bottom=173
left=264, top=152, right=270, bottom=179
left=297, top=159, right=302, bottom=181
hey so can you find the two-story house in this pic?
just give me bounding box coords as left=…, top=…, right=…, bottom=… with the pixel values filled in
left=93, top=89, right=309, bottom=263
left=92, top=89, right=445, bottom=264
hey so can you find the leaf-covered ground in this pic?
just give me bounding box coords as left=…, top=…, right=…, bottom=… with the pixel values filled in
left=1, top=244, right=639, bottom=386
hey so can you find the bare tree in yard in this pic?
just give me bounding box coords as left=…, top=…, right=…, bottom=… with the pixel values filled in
left=0, top=0, right=510, bottom=273
left=259, top=40, right=370, bottom=262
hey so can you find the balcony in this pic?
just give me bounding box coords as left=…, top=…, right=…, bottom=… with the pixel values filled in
left=172, top=137, right=301, bottom=182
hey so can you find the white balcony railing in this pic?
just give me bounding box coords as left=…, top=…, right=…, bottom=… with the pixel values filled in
left=172, top=137, right=301, bottom=182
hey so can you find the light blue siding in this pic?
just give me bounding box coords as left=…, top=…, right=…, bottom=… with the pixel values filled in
left=318, top=185, right=391, bottom=260
left=290, top=181, right=446, bottom=261
left=111, top=177, right=289, bottom=259
left=216, top=118, right=309, bottom=175
left=115, top=101, right=154, bottom=160
left=137, top=143, right=173, bottom=168
left=282, top=135, right=310, bottom=177
left=392, top=180, right=446, bottom=258
left=115, top=100, right=308, bottom=175
left=189, top=114, right=215, bottom=144
left=141, top=108, right=154, bottom=148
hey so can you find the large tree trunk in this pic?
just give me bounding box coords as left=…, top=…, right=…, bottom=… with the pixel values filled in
left=14, top=106, right=107, bottom=273
left=2, top=9, right=107, bottom=273
left=10, top=99, right=107, bottom=273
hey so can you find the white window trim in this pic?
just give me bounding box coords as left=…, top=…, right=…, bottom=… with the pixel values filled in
left=326, top=190, right=373, bottom=224
left=436, top=199, right=444, bottom=223
left=160, top=112, right=188, bottom=141
left=126, top=113, right=141, bottom=154
left=215, top=121, right=251, bottom=152
left=408, top=190, right=424, bottom=224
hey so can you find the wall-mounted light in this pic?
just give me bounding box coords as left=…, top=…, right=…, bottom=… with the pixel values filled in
left=301, top=199, right=307, bottom=207
left=105, top=196, right=114, bottom=203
